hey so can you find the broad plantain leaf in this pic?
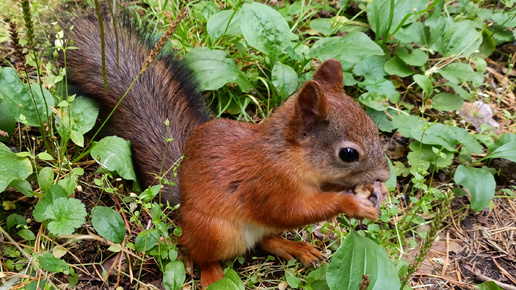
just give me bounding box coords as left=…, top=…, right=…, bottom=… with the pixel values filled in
left=91, top=206, right=126, bottom=244
left=163, top=260, right=186, bottom=290
left=207, top=10, right=241, bottom=42
left=272, top=61, right=298, bottom=99
left=486, top=141, right=516, bottom=162
left=396, top=47, right=428, bottom=66
left=0, top=67, right=54, bottom=126
left=384, top=56, right=414, bottom=77
left=439, top=63, right=483, bottom=86
left=432, top=93, right=464, bottom=111
left=454, top=165, right=495, bottom=212
left=184, top=47, right=240, bottom=91
left=206, top=269, right=244, bottom=290
left=429, top=20, right=482, bottom=57
left=240, top=2, right=292, bottom=60
left=90, top=136, right=137, bottom=181
left=367, top=0, right=430, bottom=39
left=0, top=142, right=32, bottom=193
left=487, top=133, right=516, bottom=162
left=327, top=230, right=401, bottom=290
left=55, top=96, right=98, bottom=147
left=310, top=32, right=384, bottom=65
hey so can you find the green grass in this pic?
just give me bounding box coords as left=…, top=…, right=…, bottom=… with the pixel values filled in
left=1, top=0, right=515, bottom=289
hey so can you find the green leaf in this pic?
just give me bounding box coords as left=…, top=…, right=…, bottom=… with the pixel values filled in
left=207, top=10, right=241, bottom=42
left=394, top=22, right=426, bottom=45
left=27, top=280, right=46, bottom=290
left=432, top=93, right=464, bottom=111
left=310, top=32, right=384, bottom=64
left=139, top=184, right=162, bottom=202
left=184, top=47, right=240, bottom=91
left=72, top=96, right=98, bottom=133
left=407, top=142, right=453, bottom=171
left=53, top=245, right=68, bottom=258
left=56, top=96, right=98, bottom=147
left=70, top=130, right=84, bottom=147
left=91, top=136, right=137, bottom=181
left=309, top=18, right=335, bottom=36
left=0, top=142, right=32, bottom=193
left=6, top=213, right=26, bottom=231
left=489, top=133, right=516, bottom=153
left=0, top=67, right=54, bottom=126
left=358, top=92, right=389, bottom=111
left=18, top=229, right=36, bottom=240
left=0, top=98, right=15, bottom=142
left=206, top=269, right=244, bottom=290
left=479, top=28, right=496, bottom=57
left=384, top=56, right=414, bottom=77
left=38, top=252, right=70, bottom=273
left=272, top=61, right=298, bottom=99
left=454, top=165, right=495, bottom=212
left=240, top=2, right=292, bottom=59
left=57, top=174, right=77, bottom=195
left=486, top=141, right=516, bottom=162
left=429, top=20, right=482, bottom=57
left=449, top=127, right=483, bottom=154
left=327, top=230, right=401, bottom=290
left=439, top=63, right=483, bottom=85
left=305, top=264, right=330, bottom=290
left=135, top=229, right=160, bottom=252
left=37, top=152, right=54, bottom=161
left=353, top=56, right=386, bottom=81
left=477, top=281, right=503, bottom=290
left=9, top=179, right=33, bottom=197
left=91, top=206, right=126, bottom=244
left=38, top=167, right=55, bottom=192
left=46, top=197, right=86, bottom=235
left=33, top=185, right=69, bottom=222
left=285, top=270, right=301, bottom=288
left=191, top=1, right=218, bottom=22
left=366, top=108, right=395, bottom=133
left=396, top=47, right=428, bottom=66
left=392, top=114, right=457, bottom=151
left=367, top=0, right=430, bottom=38
left=360, top=78, right=400, bottom=102
left=413, top=74, right=433, bottom=96
left=163, top=260, right=186, bottom=290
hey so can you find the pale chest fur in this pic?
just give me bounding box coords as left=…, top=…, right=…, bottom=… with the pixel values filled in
left=240, top=222, right=276, bottom=250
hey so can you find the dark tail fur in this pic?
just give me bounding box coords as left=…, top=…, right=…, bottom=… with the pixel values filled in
left=62, top=12, right=209, bottom=203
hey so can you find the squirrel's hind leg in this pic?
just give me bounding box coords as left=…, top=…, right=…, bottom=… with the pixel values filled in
left=200, top=261, right=224, bottom=289
left=259, top=235, right=325, bottom=267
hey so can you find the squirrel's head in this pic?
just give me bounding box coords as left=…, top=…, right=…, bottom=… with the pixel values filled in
left=284, top=59, right=390, bottom=190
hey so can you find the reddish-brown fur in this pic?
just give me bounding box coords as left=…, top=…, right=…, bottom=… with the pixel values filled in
left=63, top=12, right=390, bottom=289
left=180, top=60, right=390, bottom=288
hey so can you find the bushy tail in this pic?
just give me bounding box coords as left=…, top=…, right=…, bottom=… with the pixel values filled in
left=62, top=13, right=209, bottom=203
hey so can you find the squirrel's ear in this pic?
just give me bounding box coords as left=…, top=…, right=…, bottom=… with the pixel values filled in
left=313, top=59, right=343, bottom=92
left=296, top=80, right=329, bottom=135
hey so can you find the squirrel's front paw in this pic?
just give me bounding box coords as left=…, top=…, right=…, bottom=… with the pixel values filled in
left=355, top=181, right=387, bottom=210
left=351, top=196, right=379, bottom=221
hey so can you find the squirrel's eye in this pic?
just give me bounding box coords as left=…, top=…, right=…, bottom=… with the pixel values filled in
left=339, top=147, right=359, bottom=162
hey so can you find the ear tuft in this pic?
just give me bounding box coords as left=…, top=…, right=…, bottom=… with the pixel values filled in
left=296, top=80, right=329, bottom=136
left=313, top=59, right=344, bottom=92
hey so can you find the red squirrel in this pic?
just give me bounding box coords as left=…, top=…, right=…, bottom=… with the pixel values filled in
left=63, top=11, right=390, bottom=289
